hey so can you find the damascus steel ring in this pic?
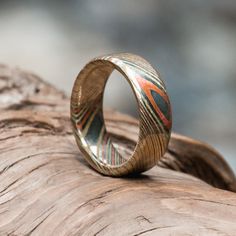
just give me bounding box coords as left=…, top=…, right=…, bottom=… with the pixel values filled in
left=70, top=53, right=172, bottom=176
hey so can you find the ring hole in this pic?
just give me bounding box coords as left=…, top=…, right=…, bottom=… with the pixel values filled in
left=103, top=70, right=139, bottom=161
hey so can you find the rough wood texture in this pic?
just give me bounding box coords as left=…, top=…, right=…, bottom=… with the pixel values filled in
left=0, top=65, right=236, bottom=235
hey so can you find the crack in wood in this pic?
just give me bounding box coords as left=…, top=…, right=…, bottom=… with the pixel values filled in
left=133, top=225, right=175, bottom=235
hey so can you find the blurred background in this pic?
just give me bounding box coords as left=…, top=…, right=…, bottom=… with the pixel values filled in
left=0, top=0, right=235, bottom=172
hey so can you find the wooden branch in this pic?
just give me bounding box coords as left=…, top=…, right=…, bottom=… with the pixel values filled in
left=0, top=65, right=235, bottom=235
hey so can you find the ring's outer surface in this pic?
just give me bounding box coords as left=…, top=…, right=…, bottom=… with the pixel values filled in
left=71, top=53, right=172, bottom=176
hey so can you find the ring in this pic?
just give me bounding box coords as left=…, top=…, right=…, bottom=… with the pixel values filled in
left=70, top=53, right=172, bottom=176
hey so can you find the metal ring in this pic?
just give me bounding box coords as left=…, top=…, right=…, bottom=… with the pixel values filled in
left=70, top=53, right=172, bottom=176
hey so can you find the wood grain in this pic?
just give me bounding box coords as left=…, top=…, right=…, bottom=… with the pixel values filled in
left=0, top=64, right=235, bottom=235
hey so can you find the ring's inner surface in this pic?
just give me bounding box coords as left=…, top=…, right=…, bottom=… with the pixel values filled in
left=74, top=61, right=132, bottom=166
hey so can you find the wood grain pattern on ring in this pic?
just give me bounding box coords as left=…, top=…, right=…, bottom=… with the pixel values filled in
left=70, top=53, right=172, bottom=176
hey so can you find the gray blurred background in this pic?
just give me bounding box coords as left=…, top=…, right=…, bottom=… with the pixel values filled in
left=0, top=0, right=235, bottom=172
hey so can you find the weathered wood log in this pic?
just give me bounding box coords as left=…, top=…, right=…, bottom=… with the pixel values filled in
left=0, top=64, right=236, bottom=235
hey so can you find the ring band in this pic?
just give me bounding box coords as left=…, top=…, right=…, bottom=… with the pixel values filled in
left=70, top=53, right=172, bottom=176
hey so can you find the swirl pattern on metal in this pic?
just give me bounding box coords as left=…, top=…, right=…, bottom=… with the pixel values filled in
left=71, top=53, right=172, bottom=176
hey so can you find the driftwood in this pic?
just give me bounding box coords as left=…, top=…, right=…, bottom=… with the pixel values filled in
left=0, top=64, right=236, bottom=235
